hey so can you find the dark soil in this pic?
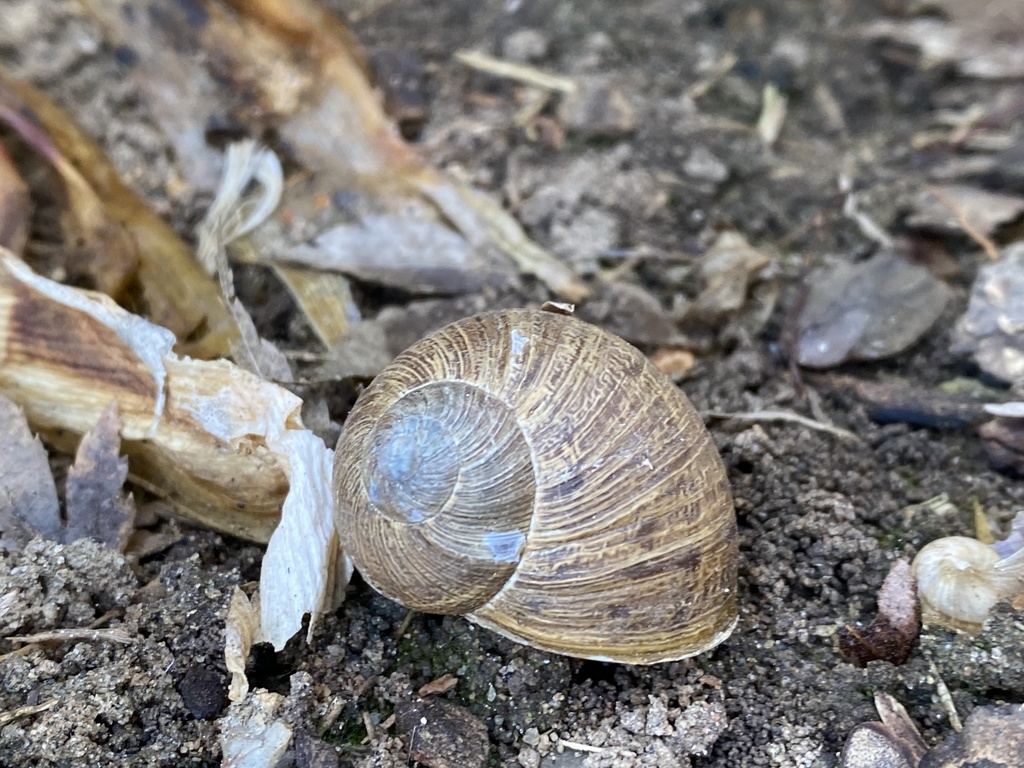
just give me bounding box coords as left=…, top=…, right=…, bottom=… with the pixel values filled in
left=1, top=1, right=1022, bottom=766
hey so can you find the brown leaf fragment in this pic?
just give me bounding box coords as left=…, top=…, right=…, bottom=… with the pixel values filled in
left=64, top=400, right=135, bottom=551
left=394, top=698, right=489, bottom=768
left=920, top=704, right=1024, bottom=768
left=0, top=145, right=29, bottom=255
left=418, top=674, right=459, bottom=697
left=839, top=560, right=920, bottom=666
left=0, top=393, right=60, bottom=547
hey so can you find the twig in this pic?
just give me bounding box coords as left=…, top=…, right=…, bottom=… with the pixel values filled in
left=555, top=738, right=604, bottom=753
left=923, top=184, right=999, bottom=260
left=703, top=409, right=861, bottom=443
left=6, top=628, right=133, bottom=645
left=454, top=50, right=576, bottom=93
left=0, top=699, right=58, bottom=727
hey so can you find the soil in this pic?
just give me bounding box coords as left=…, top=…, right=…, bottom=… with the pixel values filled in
left=1, top=1, right=1023, bottom=767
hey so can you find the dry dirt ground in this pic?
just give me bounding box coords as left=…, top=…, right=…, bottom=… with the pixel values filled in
left=1, top=1, right=1023, bottom=766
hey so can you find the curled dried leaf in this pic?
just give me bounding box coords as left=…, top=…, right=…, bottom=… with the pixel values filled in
left=839, top=560, right=920, bottom=666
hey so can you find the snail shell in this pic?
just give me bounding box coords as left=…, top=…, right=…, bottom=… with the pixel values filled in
left=912, top=534, right=1024, bottom=633
left=333, top=308, right=738, bottom=663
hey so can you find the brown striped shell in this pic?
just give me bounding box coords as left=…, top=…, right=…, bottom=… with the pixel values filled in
left=332, top=308, right=738, bottom=664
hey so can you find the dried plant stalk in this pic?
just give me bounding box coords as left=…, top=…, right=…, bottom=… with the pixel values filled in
left=0, top=252, right=307, bottom=542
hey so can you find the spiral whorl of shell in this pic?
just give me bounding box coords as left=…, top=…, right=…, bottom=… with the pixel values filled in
left=333, top=309, right=738, bottom=663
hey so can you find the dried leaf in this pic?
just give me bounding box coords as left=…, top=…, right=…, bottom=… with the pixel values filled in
left=80, top=0, right=587, bottom=302
left=839, top=560, right=920, bottom=666
left=197, top=141, right=292, bottom=382
left=841, top=693, right=928, bottom=768
left=689, top=231, right=773, bottom=325
left=258, top=431, right=352, bottom=650
left=418, top=674, right=460, bottom=697
left=0, top=68, right=239, bottom=358
left=906, top=185, right=1024, bottom=238
left=64, top=400, right=136, bottom=551
left=225, top=587, right=259, bottom=703
left=280, top=214, right=519, bottom=294
left=797, top=250, right=951, bottom=369
left=0, top=394, right=60, bottom=546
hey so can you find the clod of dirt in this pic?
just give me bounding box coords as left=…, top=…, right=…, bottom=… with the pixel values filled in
left=394, top=697, right=490, bottom=768
left=839, top=559, right=919, bottom=667
left=559, top=74, right=638, bottom=139
left=179, top=665, right=229, bottom=720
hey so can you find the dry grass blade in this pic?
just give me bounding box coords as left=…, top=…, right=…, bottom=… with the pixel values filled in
left=703, top=409, right=862, bottom=443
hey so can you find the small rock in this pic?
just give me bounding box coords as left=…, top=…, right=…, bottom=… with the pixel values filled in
left=979, top=416, right=1024, bottom=478
left=951, top=243, right=1024, bottom=385
left=517, top=745, right=542, bottom=768
left=178, top=665, right=227, bottom=720
left=502, top=29, right=549, bottom=63
left=560, top=75, right=639, bottom=139
left=683, top=146, right=729, bottom=185
left=920, top=703, right=1024, bottom=767
left=394, top=698, right=489, bottom=768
